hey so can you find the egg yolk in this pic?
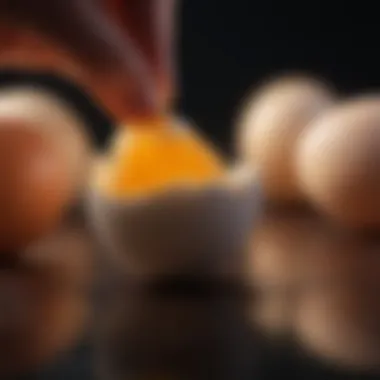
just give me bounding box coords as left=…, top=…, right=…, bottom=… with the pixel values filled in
left=96, top=121, right=225, bottom=198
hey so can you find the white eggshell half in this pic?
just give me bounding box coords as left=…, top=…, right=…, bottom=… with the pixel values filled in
left=87, top=170, right=261, bottom=278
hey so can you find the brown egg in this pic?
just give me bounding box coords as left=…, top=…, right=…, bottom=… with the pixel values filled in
left=295, top=231, right=380, bottom=371
left=0, top=87, right=93, bottom=198
left=296, top=95, right=380, bottom=229
left=248, top=206, right=325, bottom=336
left=0, top=127, right=72, bottom=251
left=237, top=75, right=334, bottom=203
left=0, top=215, right=93, bottom=376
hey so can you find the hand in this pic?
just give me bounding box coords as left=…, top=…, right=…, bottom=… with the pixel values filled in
left=0, top=0, right=176, bottom=123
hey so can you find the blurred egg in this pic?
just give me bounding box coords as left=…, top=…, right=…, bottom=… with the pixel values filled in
left=89, top=117, right=261, bottom=277
left=295, top=231, right=380, bottom=371
left=237, top=75, right=334, bottom=203
left=0, top=87, right=93, bottom=199
left=296, top=96, right=380, bottom=229
left=248, top=206, right=325, bottom=336
left=0, top=127, right=71, bottom=251
left=0, top=220, right=92, bottom=375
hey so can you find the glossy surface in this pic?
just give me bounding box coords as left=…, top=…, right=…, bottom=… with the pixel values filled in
left=0, top=214, right=93, bottom=376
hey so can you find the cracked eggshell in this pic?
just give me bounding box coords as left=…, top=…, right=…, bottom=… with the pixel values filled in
left=237, top=75, right=334, bottom=203
left=87, top=164, right=262, bottom=278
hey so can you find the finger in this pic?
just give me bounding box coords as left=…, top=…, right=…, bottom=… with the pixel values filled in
left=104, top=0, right=178, bottom=107
left=1, top=0, right=145, bottom=70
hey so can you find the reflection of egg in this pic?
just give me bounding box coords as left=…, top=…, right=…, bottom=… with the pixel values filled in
left=248, top=207, right=324, bottom=336
left=295, top=231, right=380, bottom=371
left=89, top=117, right=260, bottom=276
left=96, top=280, right=250, bottom=379
left=0, top=87, right=93, bottom=198
left=237, top=75, right=334, bottom=203
left=296, top=96, right=380, bottom=229
left=0, top=221, right=92, bottom=375
left=0, top=128, right=71, bottom=251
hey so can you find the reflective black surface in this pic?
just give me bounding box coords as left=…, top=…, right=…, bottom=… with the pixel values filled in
left=1, top=0, right=380, bottom=378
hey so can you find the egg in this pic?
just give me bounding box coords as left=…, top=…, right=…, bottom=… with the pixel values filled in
left=88, top=117, right=261, bottom=277
left=0, top=87, right=93, bottom=199
left=294, top=230, right=380, bottom=371
left=237, top=75, right=334, bottom=203
left=0, top=218, right=93, bottom=376
left=0, top=127, right=72, bottom=251
left=296, top=95, right=380, bottom=229
left=248, top=206, right=325, bottom=337
left=0, top=85, right=94, bottom=374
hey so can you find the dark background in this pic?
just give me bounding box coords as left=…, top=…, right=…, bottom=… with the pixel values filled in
left=1, top=0, right=380, bottom=379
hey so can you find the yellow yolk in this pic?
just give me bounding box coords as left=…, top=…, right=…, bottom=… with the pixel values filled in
left=96, top=122, right=225, bottom=198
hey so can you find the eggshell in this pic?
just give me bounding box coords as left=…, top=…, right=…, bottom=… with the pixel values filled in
left=0, top=127, right=72, bottom=251
left=0, top=86, right=93, bottom=199
left=296, top=95, right=380, bottom=229
left=88, top=169, right=261, bottom=278
left=237, top=75, right=334, bottom=203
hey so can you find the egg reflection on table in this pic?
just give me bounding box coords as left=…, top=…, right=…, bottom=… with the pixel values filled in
left=294, top=230, right=380, bottom=372
left=236, top=74, right=335, bottom=203
left=247, top=205, right=327, bottom=338
left=94, top=277, right=252, bottom=380
left=0, top=220, right=93, bottom=376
